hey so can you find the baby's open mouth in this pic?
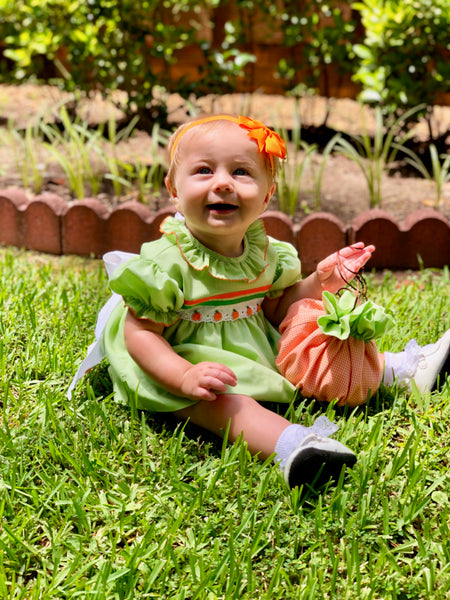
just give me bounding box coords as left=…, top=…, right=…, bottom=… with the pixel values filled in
left=207, top=203, right=238, bottom=212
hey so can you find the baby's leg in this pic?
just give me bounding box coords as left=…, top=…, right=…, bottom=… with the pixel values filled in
left=174, top=394, right=356, bottom=488
left=175, top=393, right=289, bottom=459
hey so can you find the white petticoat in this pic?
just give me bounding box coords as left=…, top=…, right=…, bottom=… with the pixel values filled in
left=67, top=251, right=137, bottom=399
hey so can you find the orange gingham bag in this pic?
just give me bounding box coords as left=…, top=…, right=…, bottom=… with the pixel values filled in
left=276, top=294, right=388, bottom=407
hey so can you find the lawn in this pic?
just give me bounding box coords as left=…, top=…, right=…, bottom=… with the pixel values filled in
left=0, top=247, right=449, bottom=599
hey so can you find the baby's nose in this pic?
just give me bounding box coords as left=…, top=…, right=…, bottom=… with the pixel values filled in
left=213, top=171, right=233, bottom=192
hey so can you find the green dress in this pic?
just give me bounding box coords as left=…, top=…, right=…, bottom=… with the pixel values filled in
left=102, top=216, right=301, bottom=412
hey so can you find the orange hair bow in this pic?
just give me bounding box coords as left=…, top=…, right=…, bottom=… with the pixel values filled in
left=238, top=116, right=287, bottom=159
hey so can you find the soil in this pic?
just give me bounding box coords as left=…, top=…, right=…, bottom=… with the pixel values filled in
left=0, top=83, right=449, bottom=225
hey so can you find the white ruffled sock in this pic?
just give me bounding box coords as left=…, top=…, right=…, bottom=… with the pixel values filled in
left=384, top=331, right=450, bottom=391
left=274, top=415, right=339, bottom=470
left=382, top=339, right=421, bottom=387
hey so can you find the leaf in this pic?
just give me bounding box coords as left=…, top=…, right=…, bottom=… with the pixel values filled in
left=431, top=491, right=448, bottom=505
left=3, top=48, right=32, bottom=67
left=353, top=43, right=373, bottom=60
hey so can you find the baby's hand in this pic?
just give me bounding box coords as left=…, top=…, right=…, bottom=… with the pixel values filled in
left=316, top=242, right=375, bottom=293
left=180, top=362, right=237, bottom=401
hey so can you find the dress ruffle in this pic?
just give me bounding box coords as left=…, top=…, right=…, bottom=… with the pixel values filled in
left=160, top=217, right=271, bottom=283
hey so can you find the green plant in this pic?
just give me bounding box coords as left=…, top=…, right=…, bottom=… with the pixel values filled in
left=94, top=116, right=169, bottom=202
left=0, top=0, right=255, bottom=131
left=93, top=114, right=141, bottom=199
left=276, top=107, right=318, bottom=217
left=333, top=104, right=424, bottom=207
left=122, top=122, right=169, bottom=202
left=310, top=133, right=342, bottom=211
left=0, top=119, right=45, bottom=193
left=40, top=104, right=105, bottom=199
left=398, top=143, right=450, bottom=209
left=129, top=159, right=166, bottom=203
left=352, top=0, right=450, bottom=137
left=275, top=0, right=357, bottom=124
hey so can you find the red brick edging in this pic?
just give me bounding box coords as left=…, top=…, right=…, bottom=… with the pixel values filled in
left=1, top=188, right=449, bottom=275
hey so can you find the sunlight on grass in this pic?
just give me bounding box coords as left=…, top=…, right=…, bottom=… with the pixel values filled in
left=0, top=248, right=449, bottom=599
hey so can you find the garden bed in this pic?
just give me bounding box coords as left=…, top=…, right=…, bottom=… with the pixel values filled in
left=0, top=84, right=449, bottom=272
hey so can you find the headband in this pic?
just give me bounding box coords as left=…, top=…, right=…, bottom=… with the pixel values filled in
left=169, top=115, right=287, bottom=169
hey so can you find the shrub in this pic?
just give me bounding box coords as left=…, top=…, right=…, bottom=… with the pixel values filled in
left=1, top=0, right=449, bottom=138
left=0, top=0, right=254, bottom=130
left=274, top=0, right=358, bottom=102
left=352, top=0, right=450, bottom=134
left=274, top=0, right=449, bottom=137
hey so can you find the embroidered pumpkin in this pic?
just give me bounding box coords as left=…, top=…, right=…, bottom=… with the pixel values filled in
left=214, top=311, right=222, bottom=322
left=232, top=309, right=239, bottom=320
left=192, top=311, right=202, bottom=322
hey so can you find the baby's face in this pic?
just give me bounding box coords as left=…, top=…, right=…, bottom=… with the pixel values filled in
left=167, top=122, right=275, bottom=257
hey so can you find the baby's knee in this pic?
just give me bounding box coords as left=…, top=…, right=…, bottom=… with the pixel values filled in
left=174, top=393, right=257, bottom=431
left=214, top=393, right=259, bottom=414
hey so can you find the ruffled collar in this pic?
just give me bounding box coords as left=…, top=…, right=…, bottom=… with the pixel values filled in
left=160, top=217, right=270, bottom=283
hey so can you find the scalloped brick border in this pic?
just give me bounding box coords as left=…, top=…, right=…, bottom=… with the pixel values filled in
left=1, top=188, right=449, bottom=275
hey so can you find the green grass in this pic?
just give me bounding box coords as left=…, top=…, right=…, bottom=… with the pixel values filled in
left=1, top=248, right=449, bottom=599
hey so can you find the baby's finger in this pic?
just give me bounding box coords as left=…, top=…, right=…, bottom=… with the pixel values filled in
left=214, top=371, right=238, bottom=389
left=341, top=243, right=375, bottom=258
left=316, top=253, right=337, bottom=271
left=339, top=245, right=366, bottom=260
left=204, top=363, right=237, bottom=386
left=346, top=251, right=372, bottom=270
left=204, top=375, right=230, bottom=392
left=350, top=242, right=375, bottom=252
left=218, top=369, right=238, bottom=387
left=197, top=387, right=219, bottom=402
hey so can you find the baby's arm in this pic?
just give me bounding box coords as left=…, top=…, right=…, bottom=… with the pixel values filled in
left=263, top=242, right=375, bottom=326
left=123, top=310, right=237, bottom=402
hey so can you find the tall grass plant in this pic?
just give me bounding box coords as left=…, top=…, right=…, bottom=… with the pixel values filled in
left=0, top=103, right=170, bottom=204
left=276, top=108, right=318, bottom=216
left=40, top=105, right=105, bottom=199
left=333, top=105, right=425, bottom=207
left=0, top=120, right=45, bottom=194
left=398, top=143, right=450, bottom=209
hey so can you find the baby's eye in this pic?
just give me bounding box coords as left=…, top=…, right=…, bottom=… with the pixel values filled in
left=197, top=166, right=212, bottom=175
left=233, top=167, right=249, bottom=176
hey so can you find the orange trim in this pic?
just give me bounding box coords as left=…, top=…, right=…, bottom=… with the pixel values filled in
left=183, top=285, right=271, bottom=306
left=161, top=217, right=271, bottom=285
left=126, top=303, right=180, bottom=328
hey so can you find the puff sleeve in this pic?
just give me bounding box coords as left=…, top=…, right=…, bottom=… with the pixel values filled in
left=266, top=239, right=302, bottom=299
left=109, top=257, right=184, bottom=325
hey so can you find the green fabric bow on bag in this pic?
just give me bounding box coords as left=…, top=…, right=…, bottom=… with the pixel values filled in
left=317, top=290, right=395, bottom=341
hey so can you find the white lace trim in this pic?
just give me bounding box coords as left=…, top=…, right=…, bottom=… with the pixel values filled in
left=383, top=339, right=421, bottom=386
left=309, top=415, right=340, bottom=438
left=274, top=415, right=339, bottom=469
left=179, top=299, right=262, bottom=323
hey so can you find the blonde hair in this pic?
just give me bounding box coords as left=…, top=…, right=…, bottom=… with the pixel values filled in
left=166, top=115, right=282, bottom=190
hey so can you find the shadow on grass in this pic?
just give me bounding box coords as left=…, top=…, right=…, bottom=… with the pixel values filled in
left=84, top=360, right=224, bottom=452
left=84, top=360, right=393, bottom=507
left=85, top=358, right=401, bottom=455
